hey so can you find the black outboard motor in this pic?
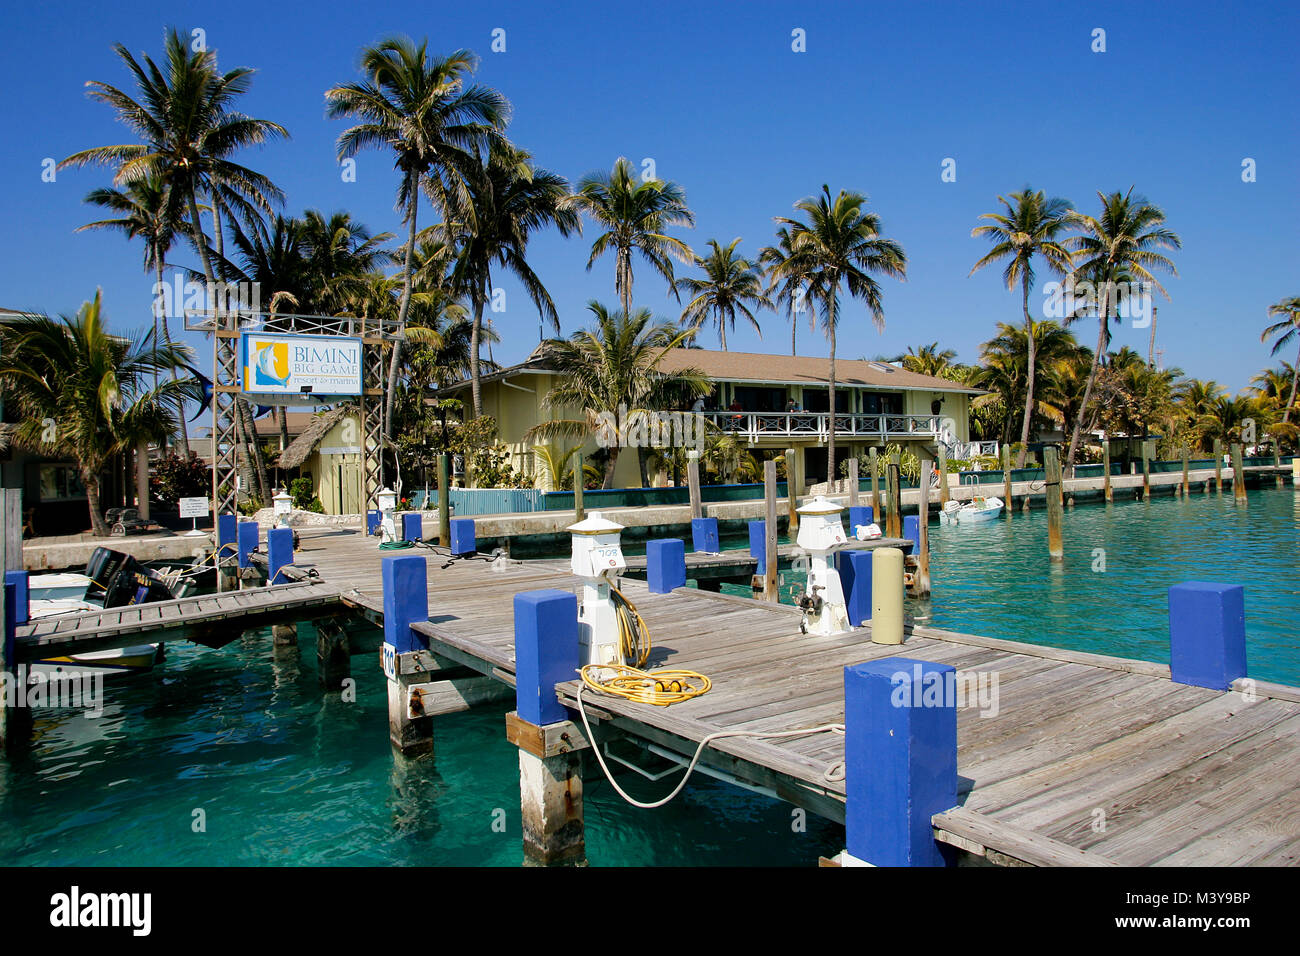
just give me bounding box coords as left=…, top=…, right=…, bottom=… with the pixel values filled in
left=84, top=547, right=175, bottom=608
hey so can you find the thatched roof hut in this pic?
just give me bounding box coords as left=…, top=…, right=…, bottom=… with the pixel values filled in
left=276, top=406, right=355, bottom=470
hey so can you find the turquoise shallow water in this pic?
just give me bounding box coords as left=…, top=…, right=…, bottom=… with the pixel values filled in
left=1, top=486, right=1294, bottom=866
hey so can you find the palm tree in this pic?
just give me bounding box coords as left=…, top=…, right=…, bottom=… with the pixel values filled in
left=300, top=210, right=394, bottom=315
left=978, top=321, right=1082, bottom=447
left=326, top=38, right=508, bottom=436
left=61, top=29, right=287, bottom=291
left=443, top=141, right=579, bottom=416
left=526, top=303, right=709, bottom=489
left=0, top=292, right=195, bottom=535
left=1064, top=189, right=1181, bottom=471
left=758, top=225, right=817, bottom=356
left=902, top=343, right=958, bottom=378
left=76, top=174, right=194, bottom=456
left=569, top=157, right=695, bottom=318
left=1261, top=296, right=1300, bottom=423
left=676, top=238, right=772, bottom=350
left=765, top=186, right=907, bottom=474
left=969, top=188, right=1075, bottom=467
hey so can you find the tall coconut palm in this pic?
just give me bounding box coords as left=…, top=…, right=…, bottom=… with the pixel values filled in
left=569, top=157, right=695, bottom=318
left=978, top=321, right=1082, bottom=446
left=676, top=238, right=772, bottom=350
left=969, top=188, right=1075, bottom=467
left=0, top=292, right=195, bottom=535
left=76, top=174, right=194, bottom=456
left=300, top=210, right=394, bottom=315
left=1261, top=296, right=1300, bottom=423
left=765, top=186, right=907, bottom=475
left=525, top=303, right=709, bottom=489
left=1064, top=189, right=1181, bottom=471
left=443, top=141, right=579, bottom=416
left=61, top=29, right=287, bottom=291
left=326, top=38, right=508, bottom=437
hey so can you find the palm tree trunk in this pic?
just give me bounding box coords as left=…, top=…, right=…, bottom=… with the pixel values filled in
left=84, top=469, right=108, bottom=538
left=719, top=314, right=727, bottom=351
left=470, top=292, right=485, bottom=417
left=187, top=191, right=217, bottom=287
left=1017, top=281, right=1036, bottom=469
left=1066, top=293, right=1110, bottom=472
left=619, top=246, right=633, bottom=317
left=155, top=260, right=191, bottom=458
left=827, top=294, right=837, bottom=483
left=1286, top=344, right=1300, bottom=425
left=385, top=171, right=419, bottom=437
left=278, top=407, right=289, bottom=451
left=791, top=318, right=796, bottom=357
left=602, top=447, right=620, bottom=490
left=237, top=397, right=272, bottom=504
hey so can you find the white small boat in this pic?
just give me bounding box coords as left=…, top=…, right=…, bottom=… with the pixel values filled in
left=939, top=495, right=1004, bottom=525
left=26, top=572, right=160, bottom=678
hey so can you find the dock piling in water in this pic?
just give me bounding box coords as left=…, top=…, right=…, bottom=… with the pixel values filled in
left=316, top=617, right=350, bottom=690
left=937, top=447, right=949, bottom=507
left=847, top=456, right=859, bottom=509
left=382, top=554, right=433, bottom=756
left=916, top=459, right=932, bottom=598
left=869, top=447, right=881, bottom=523
left=438, top=453, right=451, bottom=547
left=1213, top=439, right=1223, bottom=493
left=785, top=448, right=799, bottom=532
left=870, top=548, right=904, bottom=645
left=572, top=451, right=585, bottom=523
left=843, top=657, right=957, bottom=867
left=267, top=527, right=294, bottom=585
left=886, top=453, right=902, bottom=539
left=1102, top=439, right=1113, bottom=503
left=1230, top=443, right=1247, bottom=502
left=687, top=452, right=703, bottom=521
left=763, top=460, right=779, bottom=602
left=1044, top=446, right=1064, bottom=563
left=1168, top=582, right=1246, bottom=691
left=508, top=589, right=585, bottom=866
left=1001, top=445, right=1013, bottom=516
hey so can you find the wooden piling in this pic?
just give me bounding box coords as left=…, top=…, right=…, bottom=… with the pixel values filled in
left=572, top=451, right=585, bottom=523
left=1231, top=443, right=1247, bottom=502
left=316, top=617, right=350, bottom=690
left=869, top=447, right=881, bottom=522
left=1044, top=446, right=1064, bottom=563
left=916, top=459, right=932, bottom=598
left=937, top=447, right=949, bottom=507
left=847, top=456, right=859, bottom=509
left=1213, top=439, right=1223, bottom=493
left=785, top=448, right=799, bottom=532
left=1001, top=445, right=1012, bottom=517
left=1182, top=446, right=1190, bottom=495
left=1275, top=446, right=1283, bottom=488
left=438, top=453, right=451, bottom=548
left=1141, top=441, right=1151, bottom=499
left=3, top=489, right=20, bottom=572
left=687, top=452, right=703, bottom=520
left=272, top=623, right=298, bottom=647
left=887, top=453, right=902, bottom=540
left=764, top=460, right=779, bottom=603
left=1102, top=439, right=1113, bottom=503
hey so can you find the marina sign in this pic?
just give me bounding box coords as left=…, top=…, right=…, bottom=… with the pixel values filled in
left=240, top=332, right=362, bottom=398
left=178, top=497, right=210, bottom=519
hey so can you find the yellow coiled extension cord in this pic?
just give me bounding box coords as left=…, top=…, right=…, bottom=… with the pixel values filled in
left=580, top=584, right=711, bottom=706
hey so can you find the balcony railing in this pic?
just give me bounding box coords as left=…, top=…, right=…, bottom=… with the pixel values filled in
left=701, top=411, right=943, bottom=440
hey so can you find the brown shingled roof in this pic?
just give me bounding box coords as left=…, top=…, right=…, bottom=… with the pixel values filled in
left=653, top=349, right=981, bottom=393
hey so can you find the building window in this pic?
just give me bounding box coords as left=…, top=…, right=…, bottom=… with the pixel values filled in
left=39, top=464, right=87, bottom=502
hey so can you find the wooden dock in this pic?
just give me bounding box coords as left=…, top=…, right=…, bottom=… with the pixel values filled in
left=270, top=529, right=1300, bottom=867
left=12, top=579, right=342, bottom=661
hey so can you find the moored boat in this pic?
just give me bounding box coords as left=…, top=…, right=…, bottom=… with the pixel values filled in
left=939, top=495, right=1004, bottom=525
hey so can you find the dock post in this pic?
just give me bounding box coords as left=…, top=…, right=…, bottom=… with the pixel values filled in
left=509, top=589, right=585, bottom=866
left=937, top=447, right=949, bottom=507
left=847, top=505, right=873, bottom=535
left=686, top=451, right=703, bottom=520
left=916, top=459, right=931, bottom=598
left=1230, top=443, right=1247, bottom=502
left=1182, top=446, right=1191, bottom=495
left=382, top=554, right=432, bottom=755
left=366, top=509, right=380, bottom=536
left=266, top=527, right=294, bottom=586
left=237, top=521, right=262, bottom=588
left=1213, top=439, right=1223, bottom=493
left=316, top=617, right=350, bottom=690
left=1168, top=582, right=1246, bottom=691
left=902, top=515, right=921, bottom=558
left=1001, top=444, right=1013, bottom=515
left=847, top=457, right=859, bottom=508
left=887, top=454, right=902, bottom=539
left=646, top=539, right=686, bottom=594
left=748, top=520, right=767, bottom=568
left=869, top=447, right=881, bottom=525
left=1044, top=446, right=1064, bottom=563
left=1141, top=440, right=1151, bottom=500
left=837, top=550, right=872, bottom=627
left=2, top=574, right=32, bottom=755
left=5, top=571, right=28, bottom=626
left=870, top=548, right=904, bottom=645
left=1102, top=439, right=1113, bottom=503
left=1274, top=447, right=1283, bottom=488
left=763, top=459, right=779, bottom=602
left=217, top=513, right=239, bottom=592
left=401, top=512, right=422, bottom=543
left=690, top=516, right=719, bottom=554
left=438, top=453, right=452, bottom=548
left=572, top=452, right=585, bottom=523
left=449, top=518, right=477, bottom=555
left=842, top=658, right=957, bottom=866
left=785, top=448, right=799, bottom=532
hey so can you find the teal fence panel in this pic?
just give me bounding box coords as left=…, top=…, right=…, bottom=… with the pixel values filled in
left=446, top=487, right=543, bottom=516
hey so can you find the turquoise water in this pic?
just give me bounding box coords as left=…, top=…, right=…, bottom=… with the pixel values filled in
left=0, top=631, right=841, bottom=866
left=2, top=486, right=1294, bottom=866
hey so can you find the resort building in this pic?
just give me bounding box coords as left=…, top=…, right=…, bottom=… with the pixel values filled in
left=443, top=347, right=986, bottom=492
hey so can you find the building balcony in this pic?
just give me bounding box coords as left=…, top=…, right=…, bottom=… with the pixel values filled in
left=701, top=410, right=944, bottom=442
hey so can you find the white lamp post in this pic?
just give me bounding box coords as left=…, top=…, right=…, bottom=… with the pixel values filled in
left=376, top=487, right=398, bottom=545
left=272, top=490, right=293, bottom=529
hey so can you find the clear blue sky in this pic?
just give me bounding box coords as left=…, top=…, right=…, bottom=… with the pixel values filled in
left=2, top=0, right=1296, bottom=393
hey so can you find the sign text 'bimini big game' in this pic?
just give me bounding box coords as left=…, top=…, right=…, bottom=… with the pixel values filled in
left=240, top=332, right=362, bottom=398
